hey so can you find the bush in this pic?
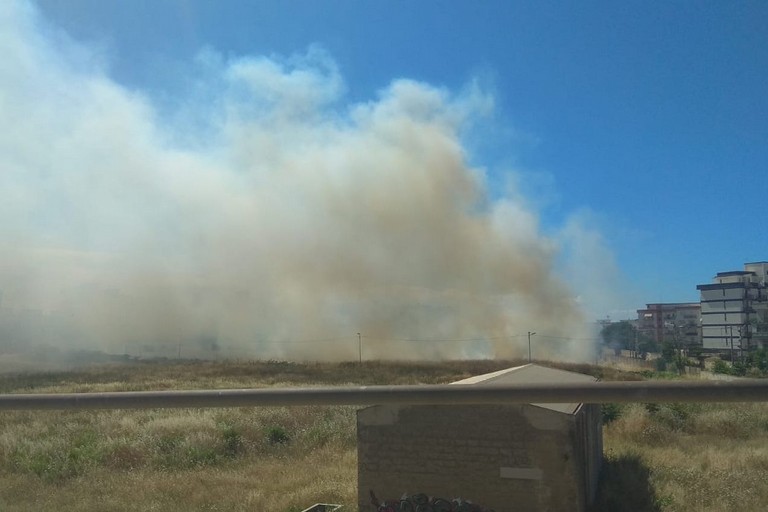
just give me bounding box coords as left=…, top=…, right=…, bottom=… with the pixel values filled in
left=644, top=403, right=660, bottom=414
left=754, top=349, right=768, bottom=372
left=712, top=359, right=731, bottom=375
left=221, top=424, right=243, bottom=457
left=266, top=426, right=290, bottom=445
left=653, top=403, right=693, bottom=431
left=602, top=403, right=624, bottom=425
left=732, top=360, right=748, bottom=376
left=11, top=430, right=104, bottom=483
left=185, top=445, right=219, bottom=466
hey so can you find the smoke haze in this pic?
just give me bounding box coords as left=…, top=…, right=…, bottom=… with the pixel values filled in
left=0, top=1, right=597, bottom=361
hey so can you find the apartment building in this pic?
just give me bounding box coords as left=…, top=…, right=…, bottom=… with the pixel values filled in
left=636, top=302, right=701, bottom=347
left=696, top=262, right=768, bottom=352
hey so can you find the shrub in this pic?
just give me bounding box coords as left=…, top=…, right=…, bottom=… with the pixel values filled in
left=712, top=359, right=731, bottom=375
left=754, top=349, right=768, bottom=372
left=602, top=403, right=623, bottom=425
left=11, top=430, right=104, bottom=483
left=186, top=445, right=219, bottom=466
left=221, top=424, right=243, bottom=457
left=732, top=360, right=748, bottom=376
left=643, top=403, right=701, bottom=432
left=266, top=426, right=290, bottom=445
left=644, top=403, right=660, bottom=414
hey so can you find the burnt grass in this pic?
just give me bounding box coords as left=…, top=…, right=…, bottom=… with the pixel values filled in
left=0, top=358, right=642, bottom=394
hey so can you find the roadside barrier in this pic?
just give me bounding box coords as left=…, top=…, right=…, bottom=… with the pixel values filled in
left=0, top=379, right=767, bottom=410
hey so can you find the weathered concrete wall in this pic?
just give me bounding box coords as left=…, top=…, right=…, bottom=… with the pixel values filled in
left=574, top=403, right=603, bottom=506
left=358, top=404, right=596, bottom=512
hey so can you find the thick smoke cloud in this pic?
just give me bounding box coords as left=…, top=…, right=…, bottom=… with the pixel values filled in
left=0, top=1, right=592, bottom=361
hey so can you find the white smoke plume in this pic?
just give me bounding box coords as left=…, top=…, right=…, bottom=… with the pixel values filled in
left=0, top=1, right=594, bottom=361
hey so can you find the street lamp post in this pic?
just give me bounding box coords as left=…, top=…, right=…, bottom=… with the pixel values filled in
left=357, top=333, right=362, bottom=364
left=528, top=331, right=536, bottom=362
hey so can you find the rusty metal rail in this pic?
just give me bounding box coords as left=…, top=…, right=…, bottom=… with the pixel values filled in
left=0, top=380, right=767, bottom=410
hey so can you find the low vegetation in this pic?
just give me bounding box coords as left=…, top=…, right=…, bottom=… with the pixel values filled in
left=710, top=350, right=768, bottom=377
left=0, top=358, right=536, bottom=511
left=0, top=358, right=766, bottom=511
left=599, top=401, right=768, bottom=512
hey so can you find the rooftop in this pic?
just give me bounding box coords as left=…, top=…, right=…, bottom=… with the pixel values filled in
left=716, top=270, right=756, bottom=277
left=642, top=302, right=700, bottom=309
left=450, top=363, right=597, bottom=415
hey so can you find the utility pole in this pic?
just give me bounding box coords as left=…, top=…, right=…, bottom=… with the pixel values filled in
left=358, top=333, right=362, bottom=364
left=738, top=325, right=745, bottom=361
left=634, top=327, right=639, bottom=359
left=729, top=325, right=734, bottom=364
left=528, top=331, right=536, bottom=362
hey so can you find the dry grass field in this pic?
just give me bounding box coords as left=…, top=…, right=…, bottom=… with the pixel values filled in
left=599, top=400, right=768, bottom=512
left=0, top=358, right=765, bottom=511
left=0, top=359, right=535, bottom=511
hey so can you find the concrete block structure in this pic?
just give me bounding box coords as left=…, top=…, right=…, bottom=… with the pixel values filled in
left=357, top=364, right=602, bottom=512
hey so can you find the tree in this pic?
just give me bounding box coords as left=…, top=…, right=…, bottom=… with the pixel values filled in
left=600, top=321, right=656, bottom=355
left=660, top=341, right=676, bottom=361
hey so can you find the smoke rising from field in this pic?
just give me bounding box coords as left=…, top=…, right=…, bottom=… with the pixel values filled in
left=0, top=1, right=595, bottom=361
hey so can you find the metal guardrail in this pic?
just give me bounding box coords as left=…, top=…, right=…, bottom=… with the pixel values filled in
left=0, top=380, right=767, bottom=410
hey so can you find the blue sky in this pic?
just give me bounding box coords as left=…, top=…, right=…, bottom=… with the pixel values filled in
left=13, top=1, right=768, bottom=327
